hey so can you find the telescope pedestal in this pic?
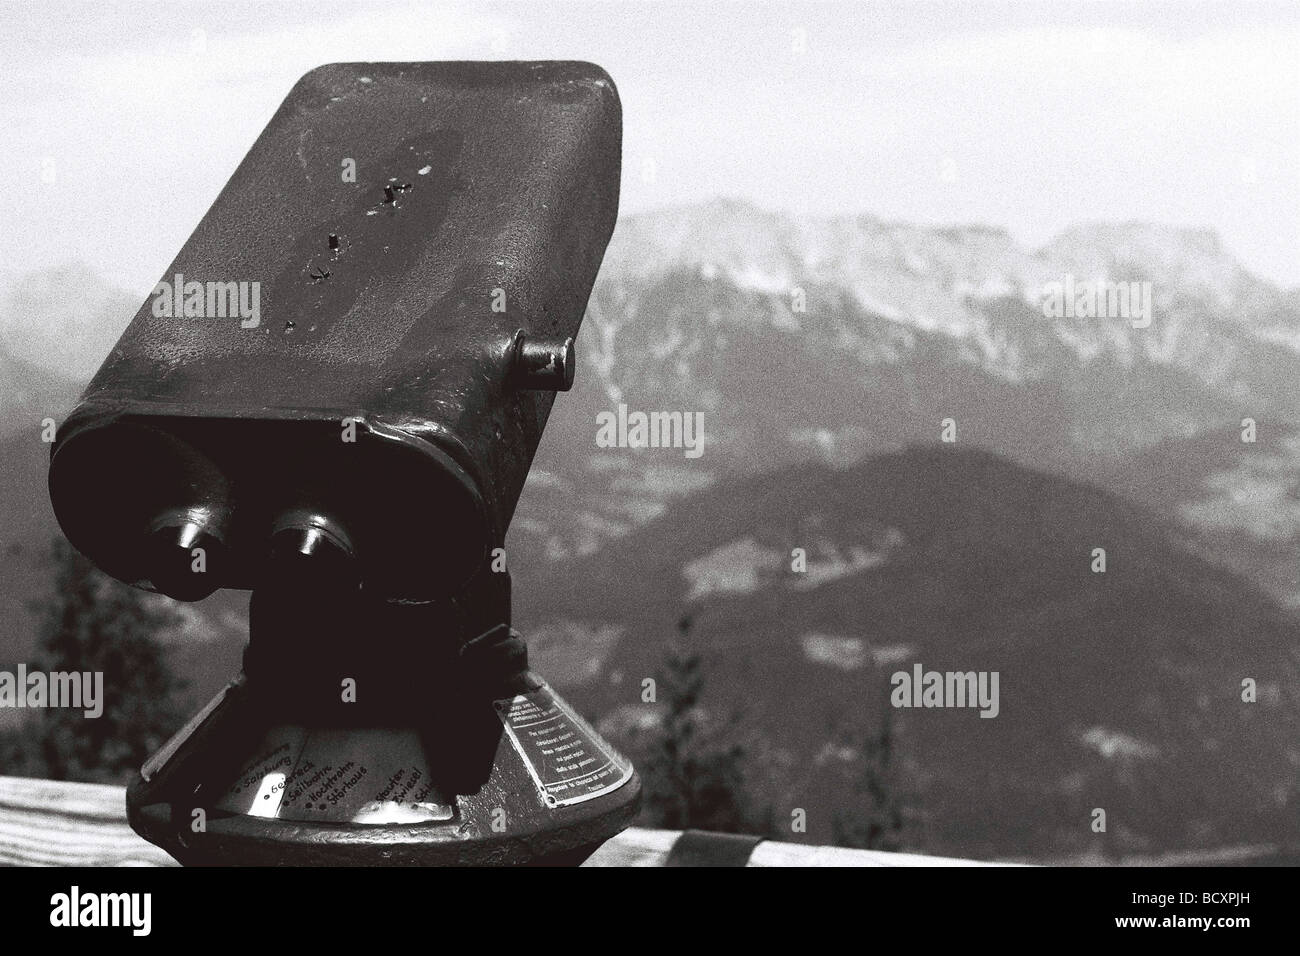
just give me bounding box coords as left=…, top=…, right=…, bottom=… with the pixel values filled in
left=126, top=573, right=641, bottom=866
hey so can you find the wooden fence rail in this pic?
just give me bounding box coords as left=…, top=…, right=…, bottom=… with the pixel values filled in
left=0, top=774, right=989, bottom=867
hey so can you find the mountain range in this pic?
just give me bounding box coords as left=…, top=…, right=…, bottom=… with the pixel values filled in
left=1, top=199, right=1297, bottom=860
left=522, top=446, right=1299, bottom=859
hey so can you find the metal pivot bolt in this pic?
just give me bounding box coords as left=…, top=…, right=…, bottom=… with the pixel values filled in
left=511, top=330, right=575, bottom=391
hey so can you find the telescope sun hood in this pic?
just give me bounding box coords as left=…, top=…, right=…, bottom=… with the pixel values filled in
left=48, top=60, right=621, bottom=603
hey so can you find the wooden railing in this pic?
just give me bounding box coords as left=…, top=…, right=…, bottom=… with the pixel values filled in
left=0, top=774, right=990, bottom=867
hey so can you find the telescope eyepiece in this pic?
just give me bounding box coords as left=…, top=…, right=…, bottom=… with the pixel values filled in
left=145, top=507, right=228, bottom=602
left=264, top=510, right=359, bottom=593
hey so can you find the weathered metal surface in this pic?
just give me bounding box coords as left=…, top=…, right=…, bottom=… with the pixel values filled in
left=45, top=60, right=639, bottom=865
left=49, top=60, right=622, bottom=604
left=127, top=679, right=643, bottom=867
left=127, top=585, right=642, bottom=865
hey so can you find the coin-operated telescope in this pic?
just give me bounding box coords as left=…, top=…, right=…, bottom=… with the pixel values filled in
left=47, top=61, right=639, bottom=865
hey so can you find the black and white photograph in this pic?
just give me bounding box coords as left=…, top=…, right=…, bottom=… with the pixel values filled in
left=0, top=0, right=1294, bottom=937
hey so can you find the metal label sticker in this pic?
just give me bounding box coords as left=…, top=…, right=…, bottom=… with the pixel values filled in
left=495, top=684, right=633, bottom=808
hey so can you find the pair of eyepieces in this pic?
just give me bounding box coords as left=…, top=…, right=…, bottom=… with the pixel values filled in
left=145, top=507, right=356, bottom=601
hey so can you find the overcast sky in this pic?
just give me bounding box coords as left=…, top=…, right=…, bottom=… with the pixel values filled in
left=1, top=0, right=1296, bottom=294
